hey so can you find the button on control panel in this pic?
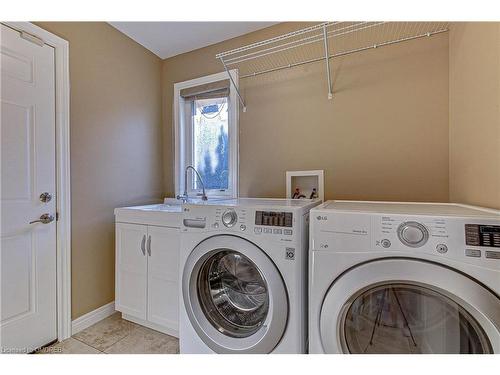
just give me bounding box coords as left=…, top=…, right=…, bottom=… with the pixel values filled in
left=254, top=210, right=293, bottom=237
left=221, top=209, right=238, bottom=228
left=381, top=239, right=391, bottom=248
left=436, top=244, right=448, bottom=254
left=254, top=227, right=292, bottom=236
left=485, top=250, right=500, bottom=260
left=465, top=249, right=481, bottom=258
left=397, top=221, right=429, bottom=248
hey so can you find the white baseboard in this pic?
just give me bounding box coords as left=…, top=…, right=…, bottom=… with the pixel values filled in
left=71, top=301, right=115, bottom=335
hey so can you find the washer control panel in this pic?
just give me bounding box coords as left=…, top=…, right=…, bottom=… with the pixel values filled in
left=254, top=211, right=294, bottom=237
left=255, top=211, right=293, bottom=227
left=182, top=204, right=297, bottom=242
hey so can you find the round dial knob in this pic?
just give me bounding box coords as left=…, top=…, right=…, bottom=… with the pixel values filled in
left=397, top=221, right=429, bottom=247
left=221, top=210, right=238, bottom=227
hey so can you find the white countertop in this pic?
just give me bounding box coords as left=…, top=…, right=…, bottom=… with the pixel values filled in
left=114, top=200, right=183, bottom=227
left=117, top=203, right=183, bottom=213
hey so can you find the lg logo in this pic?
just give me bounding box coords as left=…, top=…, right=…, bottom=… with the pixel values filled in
left=316, top=215, right=327, bottom=221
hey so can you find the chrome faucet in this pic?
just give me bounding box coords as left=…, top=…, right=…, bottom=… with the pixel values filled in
left=176, top=165, right=208, bottom=202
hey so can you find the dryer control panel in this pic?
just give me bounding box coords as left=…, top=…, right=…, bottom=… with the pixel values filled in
left=311, top=210, right=500, bottom=266
left=465, top=224, right=500, bottom=248
left=375, top=216, right=500, bottom=262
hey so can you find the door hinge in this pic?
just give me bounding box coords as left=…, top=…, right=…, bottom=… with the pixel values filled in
left=20, top=31, right=45, bottom=46
left=56, top=212, right=59, bottom=221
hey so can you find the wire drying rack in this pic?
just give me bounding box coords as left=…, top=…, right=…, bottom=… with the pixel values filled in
left=216, top=22, right=450, bottom=111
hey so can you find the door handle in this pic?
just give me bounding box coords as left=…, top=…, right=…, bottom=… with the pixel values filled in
left=147, top=235, right=151, bottom=256
left=29, top=213, right=54, bottom=224
left=140, top=235, right=146, bottom=255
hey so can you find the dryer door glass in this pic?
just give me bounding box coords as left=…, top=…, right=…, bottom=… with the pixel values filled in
left=342, top=283, right=492, bottom=354
left=197, top=250, right=269, bottom=338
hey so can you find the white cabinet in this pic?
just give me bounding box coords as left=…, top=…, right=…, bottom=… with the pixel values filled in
left=115, top=223, right=148, bottom=319
left=147, top=226, right=179, bottom=329
left=115, top=222, right=180, bottom=336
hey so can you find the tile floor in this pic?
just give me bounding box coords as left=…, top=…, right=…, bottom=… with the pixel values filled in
left=36, top=312, right=179, bottom=354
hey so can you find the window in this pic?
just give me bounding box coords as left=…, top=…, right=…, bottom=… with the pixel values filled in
left=174, top=71, right=239, bottom=198
left=192, top=97, right=229, bottom=191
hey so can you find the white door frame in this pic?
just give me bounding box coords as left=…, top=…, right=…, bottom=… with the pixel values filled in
left=2, top=21, right=72, bottom=341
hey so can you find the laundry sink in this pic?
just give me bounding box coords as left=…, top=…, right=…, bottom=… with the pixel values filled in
left=163, top=197, right=223, bottom=205
left=144, top=204, right=180, bottom=211
left=114, top=201, right=182, bottom=227
left=119, top=198, right=218, bottom=214
left=125, top=203, right=182, bottom=212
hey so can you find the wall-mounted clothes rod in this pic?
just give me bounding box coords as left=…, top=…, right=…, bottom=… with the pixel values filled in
left=238, top=27, right=449, bottom=79
left=216, top=22, right=450, bottom=110
left=220, top=22, right=385, bottom=66
left=216, top=22, right=335, bottom=59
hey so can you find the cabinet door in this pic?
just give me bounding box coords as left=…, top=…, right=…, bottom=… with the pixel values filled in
left=115, top=223, right=148, bottom=319
left=147, top=226, right=180, bottom=330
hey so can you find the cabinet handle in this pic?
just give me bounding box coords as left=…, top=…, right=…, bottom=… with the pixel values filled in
left=147, top=235, right=151, bottom=256
left=140, top=235, right=146, bottom=255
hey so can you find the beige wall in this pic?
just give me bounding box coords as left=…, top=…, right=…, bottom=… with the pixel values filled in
left=162, top=23, right=450, bottom=202
left=449, top=23, right=500, bottom=209
left=35, top=22, right=164, bottom=319
left=30, top=21, right=498, bottom=320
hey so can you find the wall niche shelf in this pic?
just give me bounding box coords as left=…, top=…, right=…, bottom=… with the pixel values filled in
left=216, top=21, right=450, bottom=111
left=286, top=170, right=324, bottom=202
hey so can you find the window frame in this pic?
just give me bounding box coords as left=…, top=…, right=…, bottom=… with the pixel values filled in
left=174, top=70, right=239, bottom=199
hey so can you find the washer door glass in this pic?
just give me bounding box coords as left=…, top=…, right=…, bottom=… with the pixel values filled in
left=342, top=283, right=493, bottom=354
left=197, top=250, right=269, bottom=338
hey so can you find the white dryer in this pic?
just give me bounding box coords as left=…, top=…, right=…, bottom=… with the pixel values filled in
left=309, top=200, right=500, bottom=354
left=179, top=198, right=320, bottom=353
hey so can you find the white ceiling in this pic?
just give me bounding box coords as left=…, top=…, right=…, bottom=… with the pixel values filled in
left=109, top=22, right=278, bottom=59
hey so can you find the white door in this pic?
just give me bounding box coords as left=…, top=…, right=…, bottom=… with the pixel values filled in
left=115, top=223, right=148, bottom=319
left=147, top=226, right=179, bottom=331
left=1, top=24, right=57, bottom=353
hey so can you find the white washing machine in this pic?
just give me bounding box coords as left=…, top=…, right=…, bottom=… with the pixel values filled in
left=179, top=198, right=320, bottom=353
left=309, top=200, right=500, bottom=354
